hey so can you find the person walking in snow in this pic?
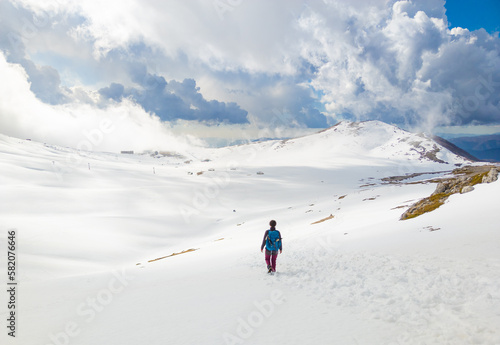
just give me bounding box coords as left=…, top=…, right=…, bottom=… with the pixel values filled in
left=260, top=220, right=282, bottom=273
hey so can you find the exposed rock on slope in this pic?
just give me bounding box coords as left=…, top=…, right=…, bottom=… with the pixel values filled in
left=482, top=167, right=499, bottom=183
left=432, top=136, right=480, bottom=162
left=401, top=165, right=499, bottom=220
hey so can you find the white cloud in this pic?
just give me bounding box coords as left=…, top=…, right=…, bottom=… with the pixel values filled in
left=297, top=0, right=500, bottom=130
left=12, top=0, right=307, bottom=74
left=3, top=0, right=500, bottom=137
left=0, top=52, right=198, bottom=152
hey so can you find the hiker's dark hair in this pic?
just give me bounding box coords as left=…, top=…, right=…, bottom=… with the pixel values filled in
left=269, top=220, right=277, bottom=230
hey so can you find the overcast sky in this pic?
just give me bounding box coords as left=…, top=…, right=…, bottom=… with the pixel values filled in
left=0, top=0, right=499, bottom=150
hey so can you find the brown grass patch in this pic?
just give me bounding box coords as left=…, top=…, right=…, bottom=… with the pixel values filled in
left=401, top=193, right=450, bottom=220
left=148, top=248, right=198, bottom=263
left=311, top=214, right=334, bottom=225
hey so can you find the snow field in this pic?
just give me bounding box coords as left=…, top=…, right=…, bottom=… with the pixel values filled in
left=1, top=122, right=499, bottom=345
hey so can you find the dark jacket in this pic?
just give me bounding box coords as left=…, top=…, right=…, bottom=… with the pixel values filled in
left=261, top=229, right=282, bottom=251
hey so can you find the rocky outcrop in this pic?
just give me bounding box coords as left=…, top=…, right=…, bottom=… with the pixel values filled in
left=461, top=185, right=475, bottom=194
left=482, top=168, right=498, bottom=184
left=433, top=173, right=483, bottom=195
left=401, top=165, right=499, bottom=220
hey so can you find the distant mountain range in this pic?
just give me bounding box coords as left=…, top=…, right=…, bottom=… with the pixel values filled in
left=447, top=135, right=500, bottom=162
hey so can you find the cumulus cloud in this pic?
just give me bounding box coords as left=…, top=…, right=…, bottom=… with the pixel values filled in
left=98, top=73, right=249, bottom=124
left=280, top=3, right=492, bottom=130
left=0, top=1, right=71, bottom=104
left=0, top=1, right=250, bottom=129
left=1, top=0, right=500, bottom=144
left=297, top=1, right=500, bottom=130
left=0, top=52, right=198, bottom=152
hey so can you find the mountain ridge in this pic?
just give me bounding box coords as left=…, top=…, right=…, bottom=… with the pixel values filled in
left=219, top=120, right=474, bottom=168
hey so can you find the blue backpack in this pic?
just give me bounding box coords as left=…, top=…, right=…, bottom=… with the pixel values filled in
left=266, top=230, right=281, bottom=251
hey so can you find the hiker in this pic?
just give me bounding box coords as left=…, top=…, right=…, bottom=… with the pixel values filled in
left=260, top=220, right=282, bottom=273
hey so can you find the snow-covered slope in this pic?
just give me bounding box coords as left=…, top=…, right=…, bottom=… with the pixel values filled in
left=1, top=122, right=499, bottom=345
left=273, top=121, right=468, bottom=163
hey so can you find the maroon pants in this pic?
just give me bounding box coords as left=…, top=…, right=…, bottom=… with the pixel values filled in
left=265, top=250, right=279, bottom=272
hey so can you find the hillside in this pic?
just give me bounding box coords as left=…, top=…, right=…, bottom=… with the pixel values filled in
left=205, top=121, right=472, bottom=172
left=1, top=121, right=499, bottom=345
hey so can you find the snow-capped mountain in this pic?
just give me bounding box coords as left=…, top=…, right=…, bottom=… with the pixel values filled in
left=218, top=120, right=472, bottom=166
left=1, top=121, right=499, bottom=345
